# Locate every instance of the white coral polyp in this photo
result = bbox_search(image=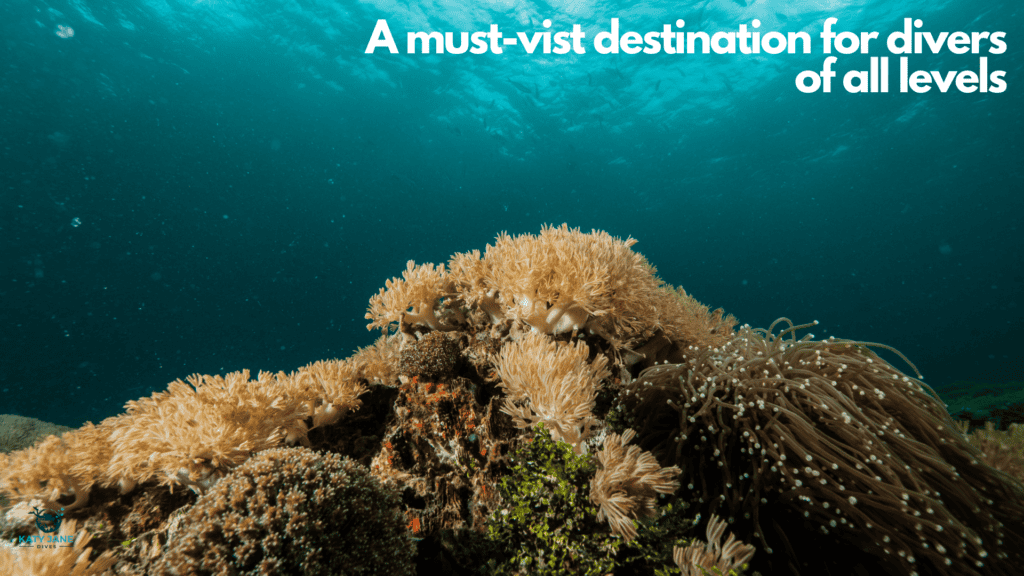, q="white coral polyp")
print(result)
[479,289,504,323]
[313,403,342,428]
[516,296,590,335]
[403,302,447,331]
